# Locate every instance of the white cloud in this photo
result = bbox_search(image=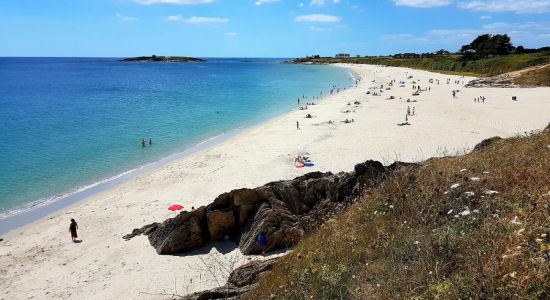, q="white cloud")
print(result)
[380,21,550,49]
[295,14,340,23]
[255,0,281,5]
[480,15,492,19]
[167,14,228,23]
[184,16,228,23]
[309,0,340,6]
[309,24,346,31]
[300,2,305,7]
[482,21,550,31]
[426,28,483,39]
[225,32,238,36]
[394,0,452,8]
[458,0,550,13]
[116,13,138,21]
[132,0,214,4]
[167,15,183,21]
